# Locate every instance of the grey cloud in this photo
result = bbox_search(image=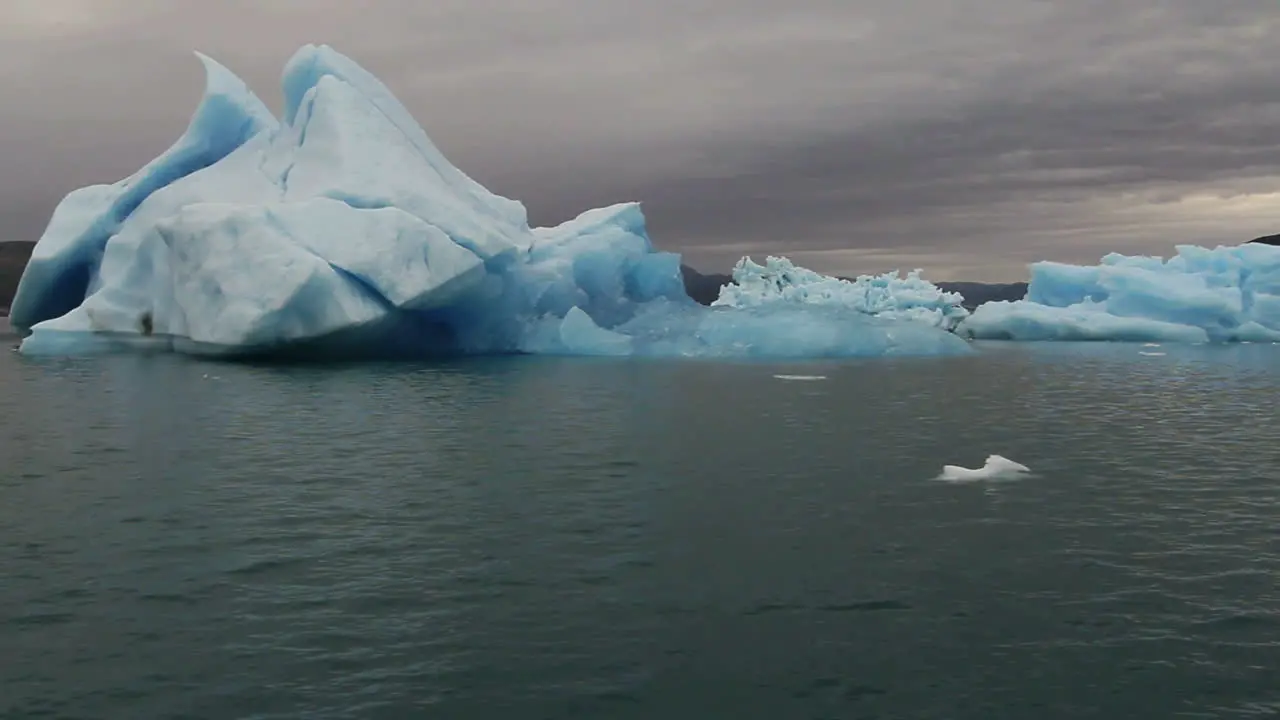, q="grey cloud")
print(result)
[2,0,1280,281]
